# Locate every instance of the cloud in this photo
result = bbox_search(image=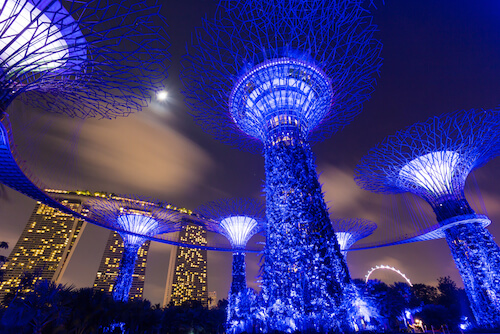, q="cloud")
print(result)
[8,107,215,203]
